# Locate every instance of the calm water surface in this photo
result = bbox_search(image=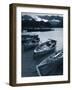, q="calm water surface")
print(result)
[33,28,63,51]
[22,28,63,77]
